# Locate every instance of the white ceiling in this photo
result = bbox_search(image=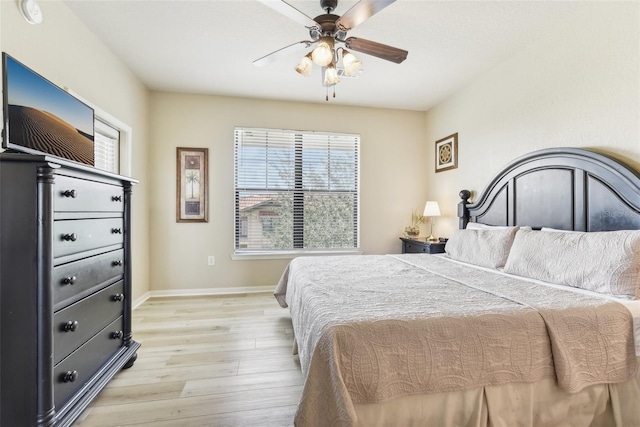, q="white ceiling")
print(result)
[64,0,583,111]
